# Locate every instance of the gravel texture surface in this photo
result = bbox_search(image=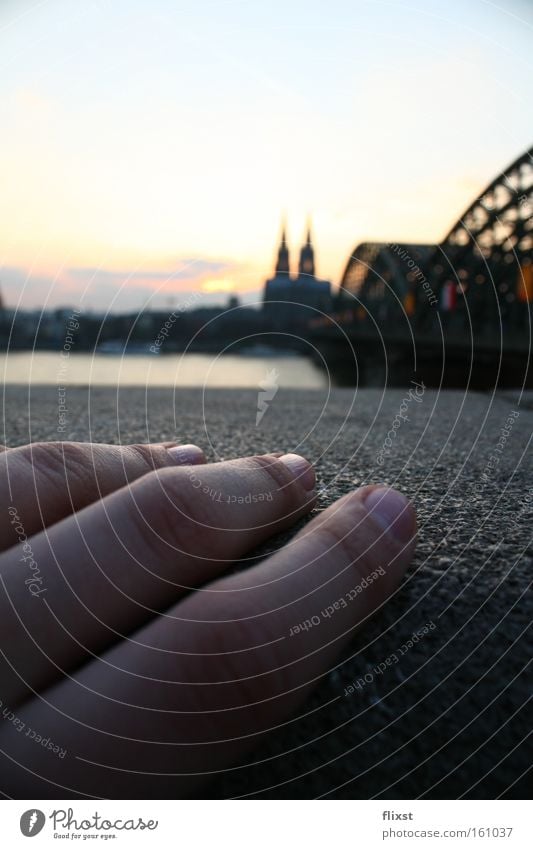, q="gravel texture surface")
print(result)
[2,384,531,799]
